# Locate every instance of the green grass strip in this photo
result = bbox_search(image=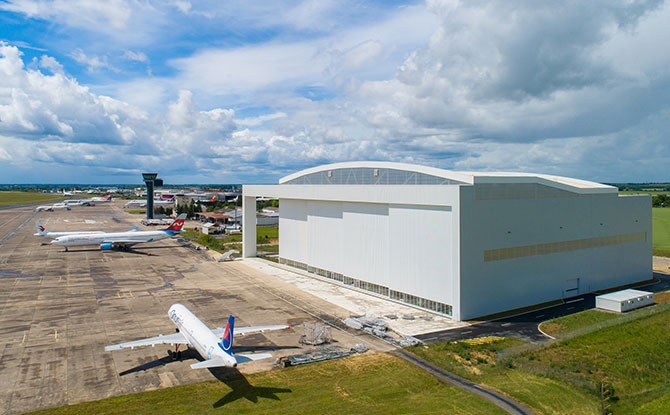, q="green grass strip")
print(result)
[27,354,507,415]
